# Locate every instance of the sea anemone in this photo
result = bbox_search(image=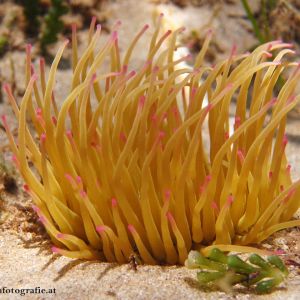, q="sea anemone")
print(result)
[2,16,300,265]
